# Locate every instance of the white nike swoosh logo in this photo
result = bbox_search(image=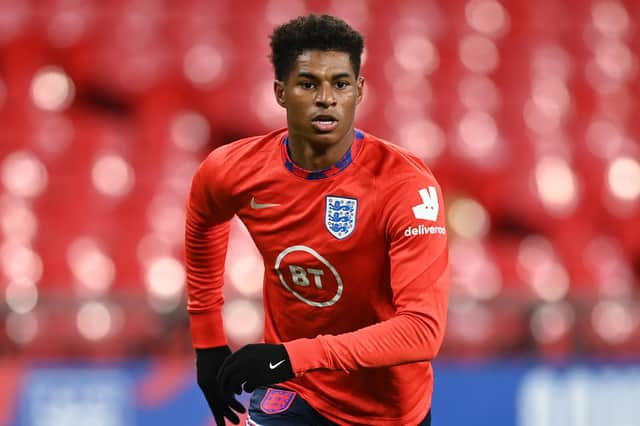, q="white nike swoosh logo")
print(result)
[269,360,286,370]
[250,197,281,209]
